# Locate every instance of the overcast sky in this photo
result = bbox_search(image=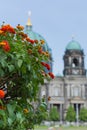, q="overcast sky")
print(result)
[0,0,87,75]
